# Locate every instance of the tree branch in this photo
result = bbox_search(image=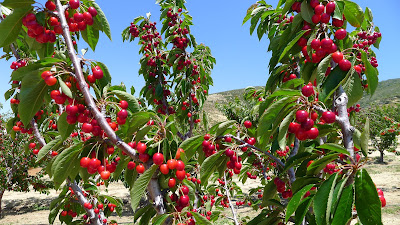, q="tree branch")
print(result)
[287,138,299,184]
[223,172,239,225]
